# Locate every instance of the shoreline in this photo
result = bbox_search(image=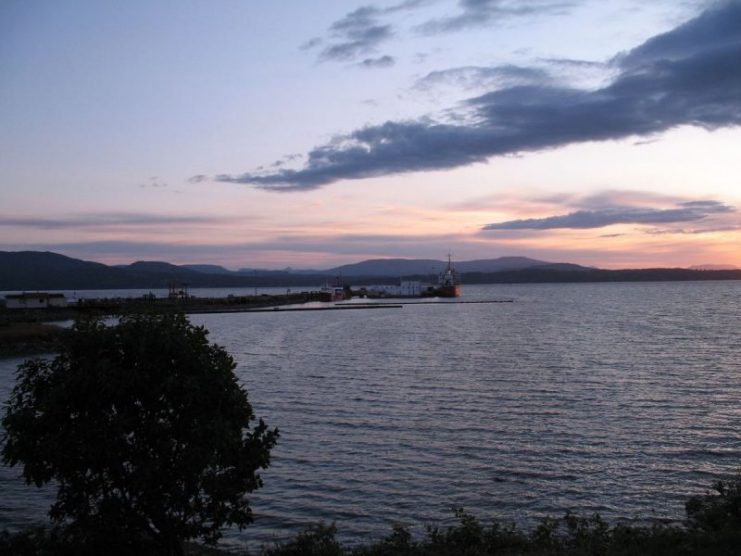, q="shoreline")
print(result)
[0,322,66,357]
